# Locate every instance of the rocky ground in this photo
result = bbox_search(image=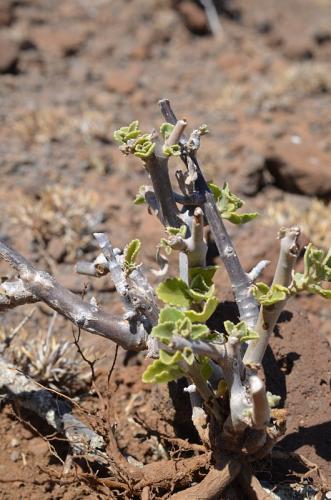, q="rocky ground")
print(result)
[0,0,330,498]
